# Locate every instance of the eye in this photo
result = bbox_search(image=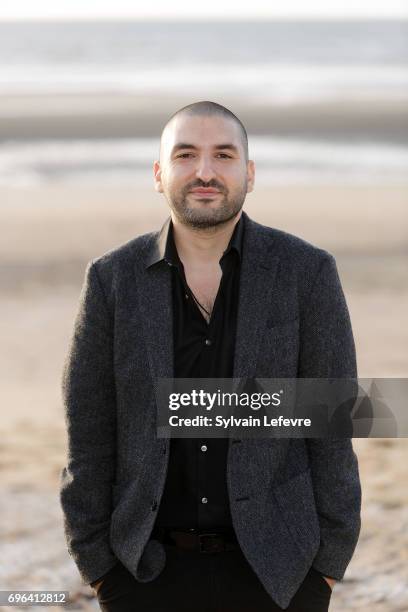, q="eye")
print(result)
[176,153,194,159]
[216,153,232,159]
